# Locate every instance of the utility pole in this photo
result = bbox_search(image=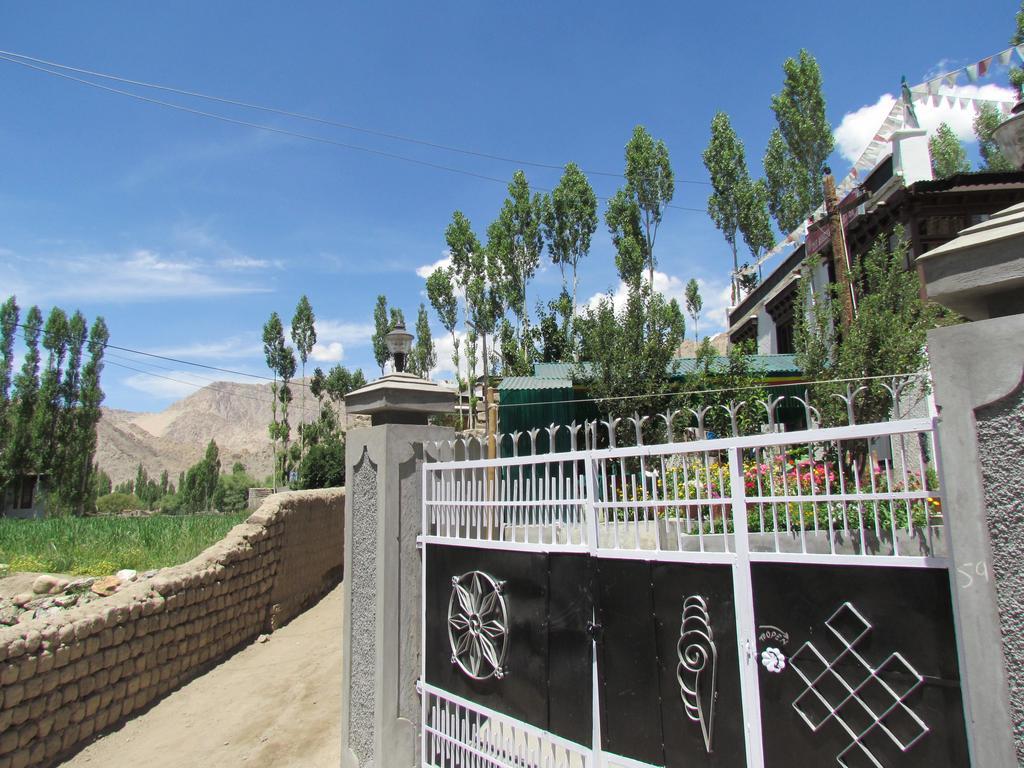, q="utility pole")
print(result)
[823,167,856,330]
